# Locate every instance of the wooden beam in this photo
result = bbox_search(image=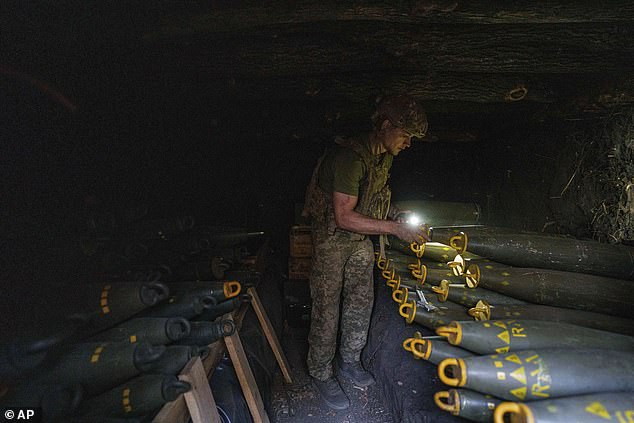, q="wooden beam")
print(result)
[145,1,634,39]
[224,316,271,423]
[147,22,634,75]
[180,357,222,423]
[174,73,555,104]
[154,313,237,423]
[247,287,293,384]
